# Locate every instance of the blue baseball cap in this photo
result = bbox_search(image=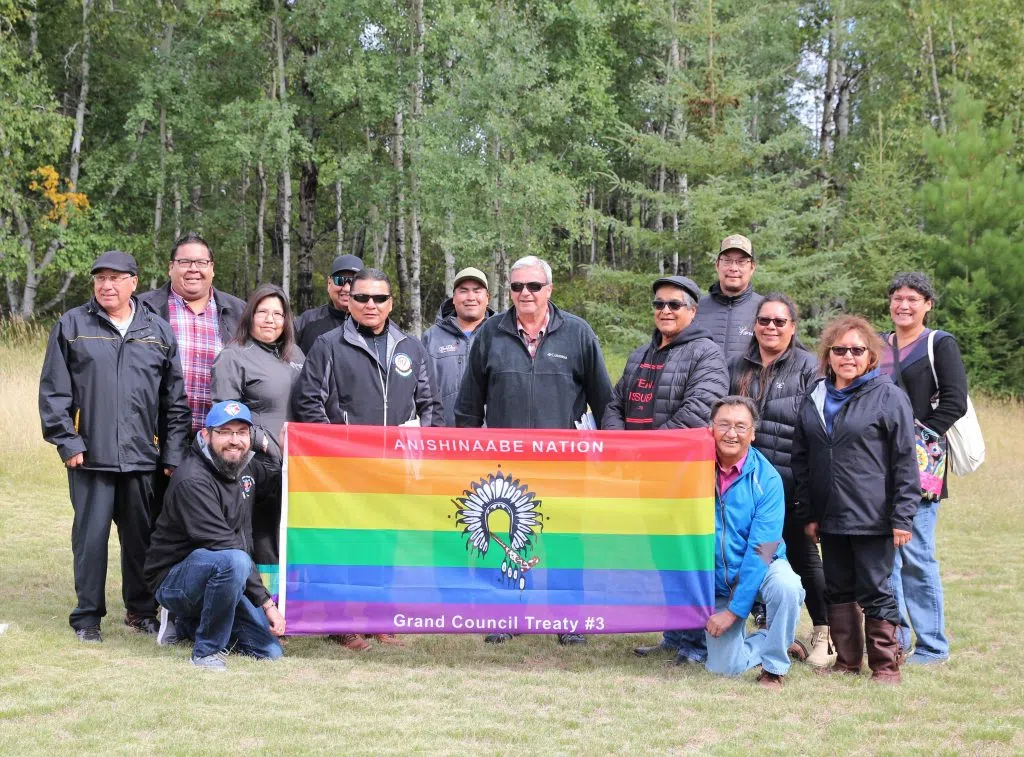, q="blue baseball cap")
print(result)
[205,400,253,429]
